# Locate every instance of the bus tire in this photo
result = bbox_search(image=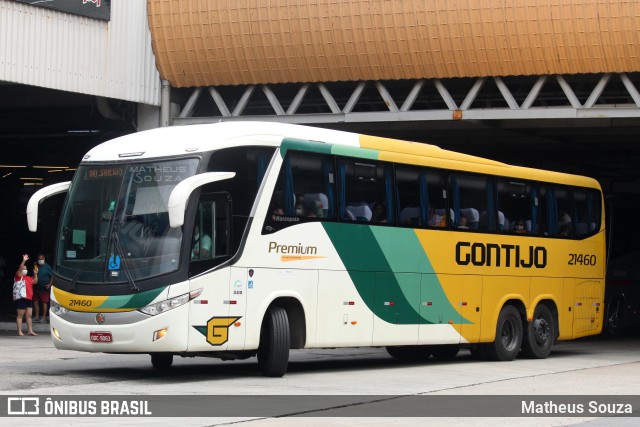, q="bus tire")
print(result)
[521,304,555,359]
[430,344,460,360]
[257,306,290,377]
[150,353,173,370]
[484,305,523,361]
[386,346,431,360]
